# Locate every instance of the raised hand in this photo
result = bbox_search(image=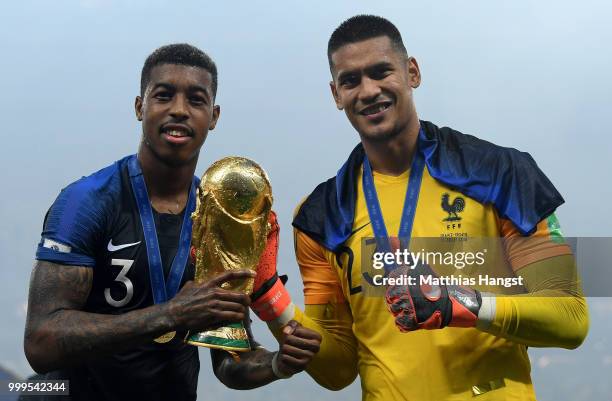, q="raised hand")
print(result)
[168,269,255,333]
[274,320,322,377]
[385,263,481,332]
[251,211,293,322]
